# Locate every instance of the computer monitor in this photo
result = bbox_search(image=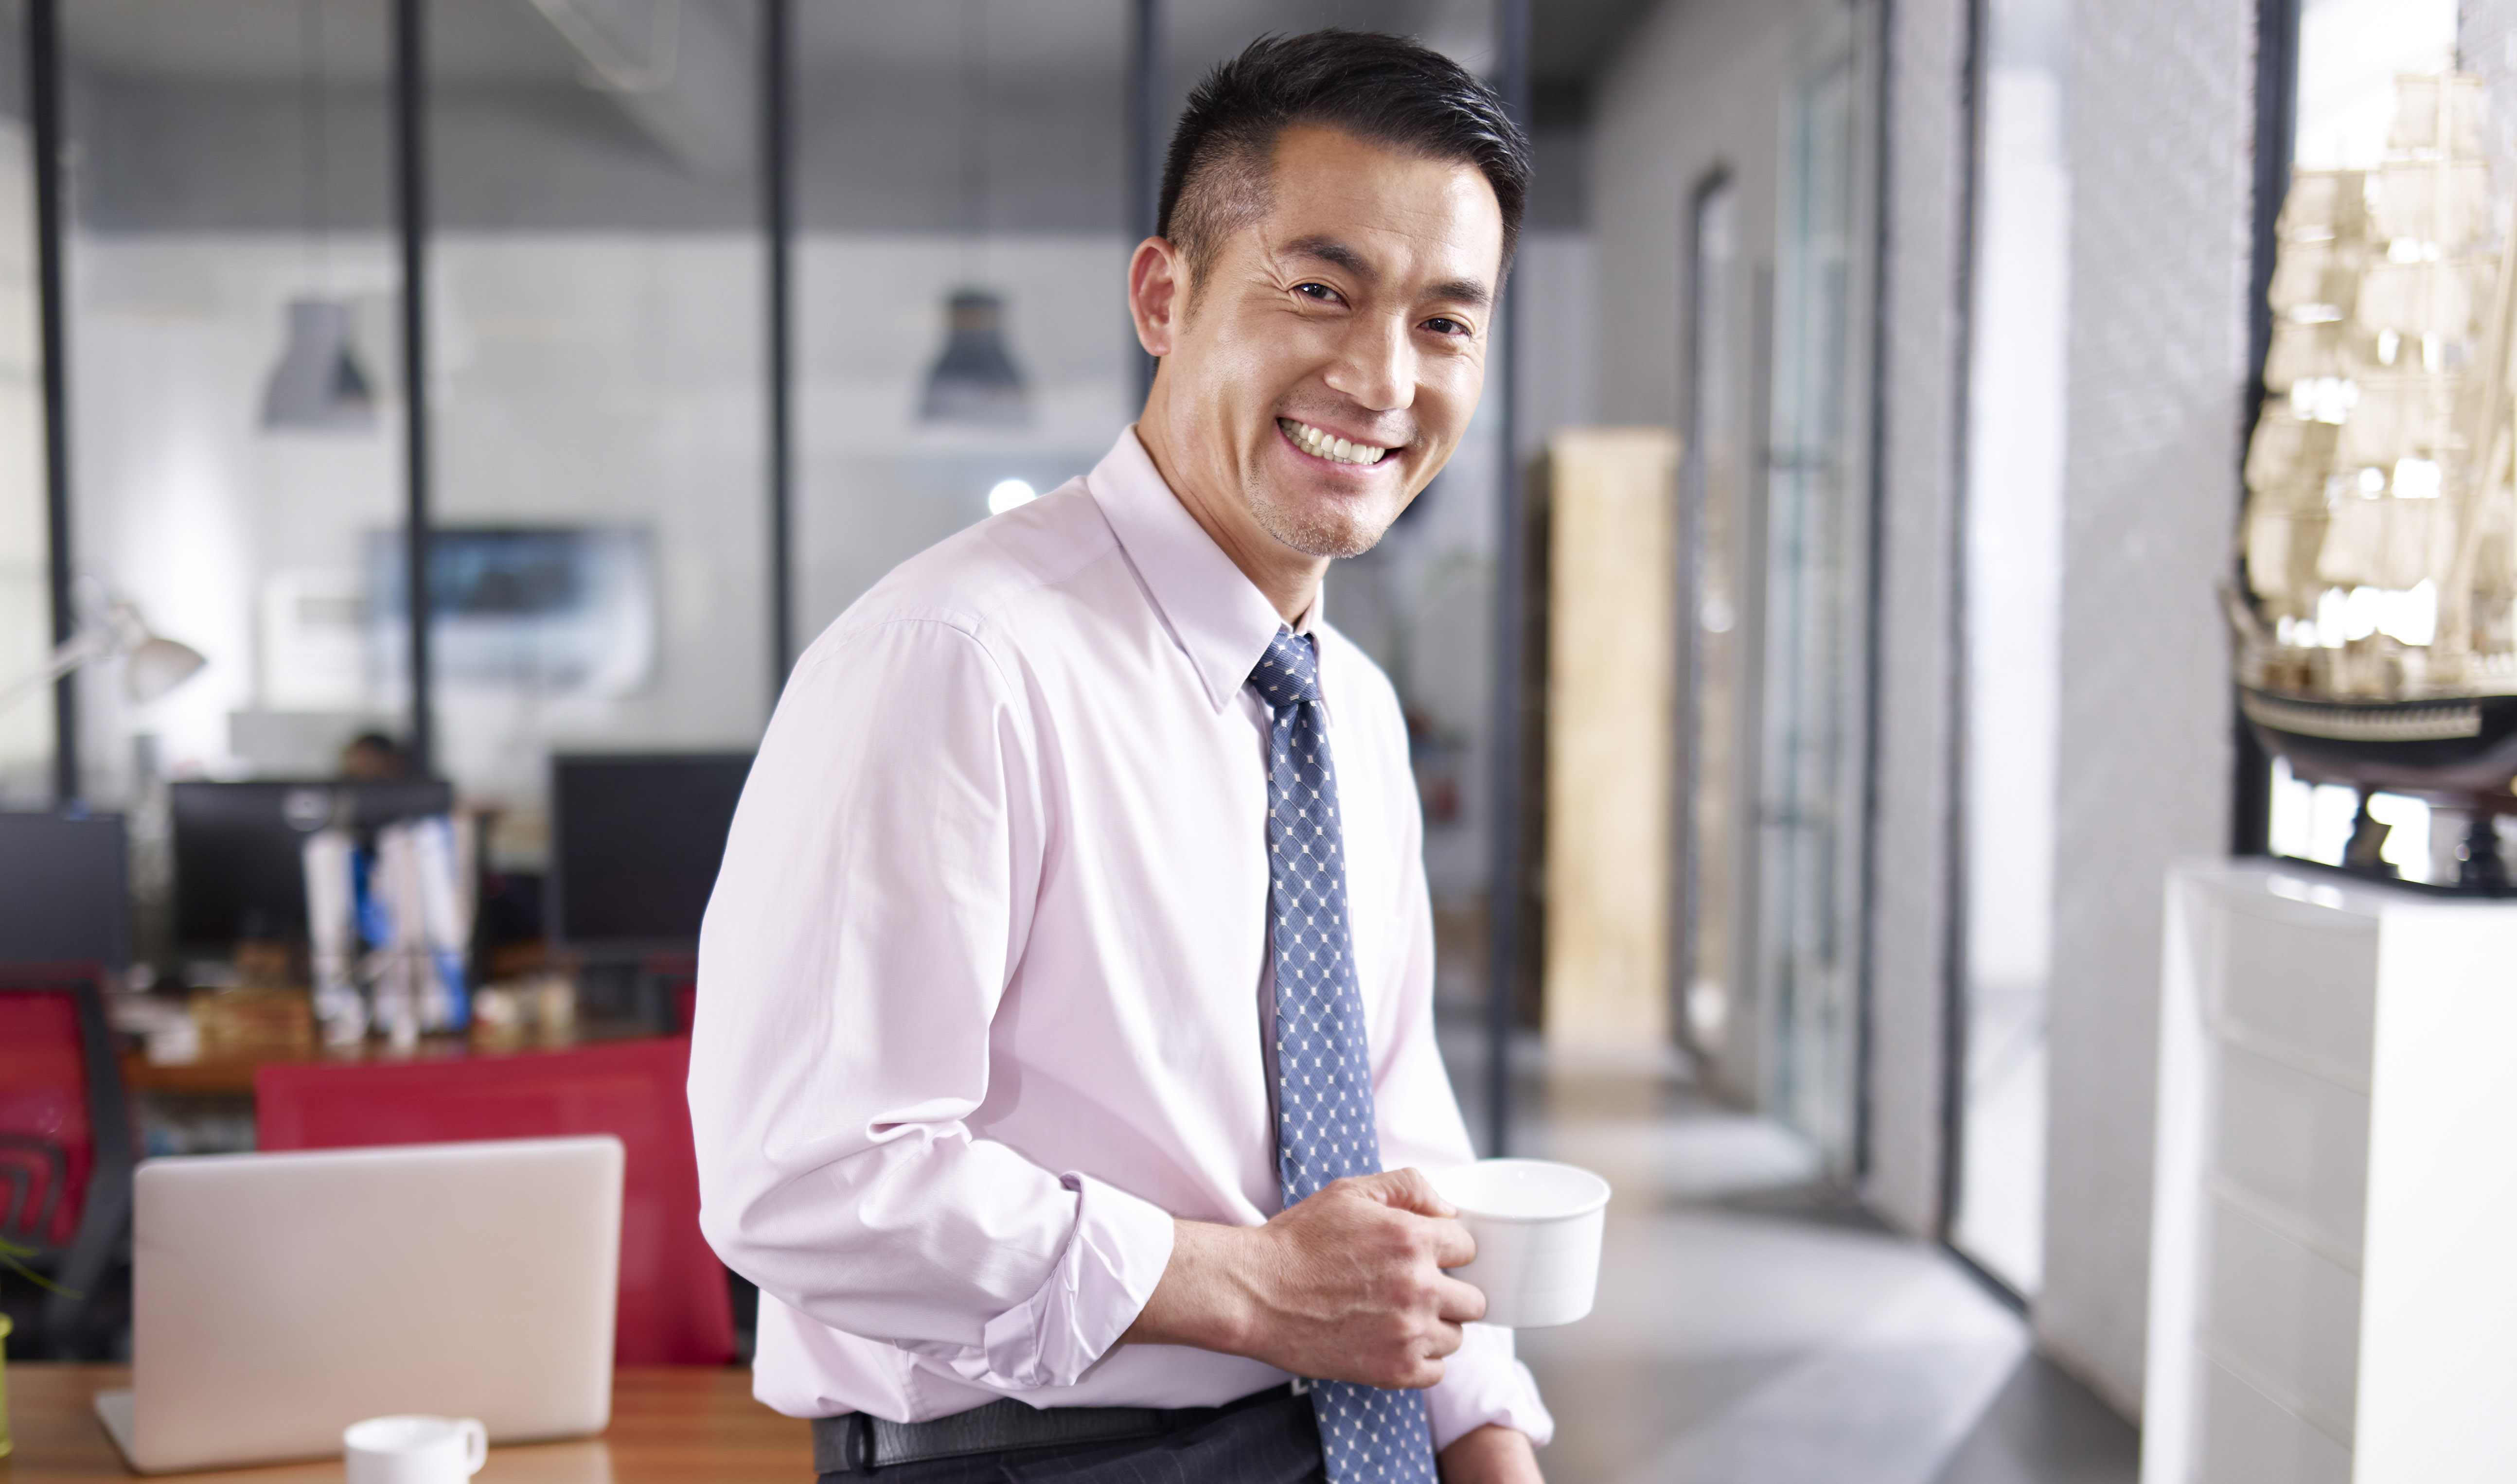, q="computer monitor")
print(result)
[548,753,752,954]
[170,780,454,947]
[0,812,132,974]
